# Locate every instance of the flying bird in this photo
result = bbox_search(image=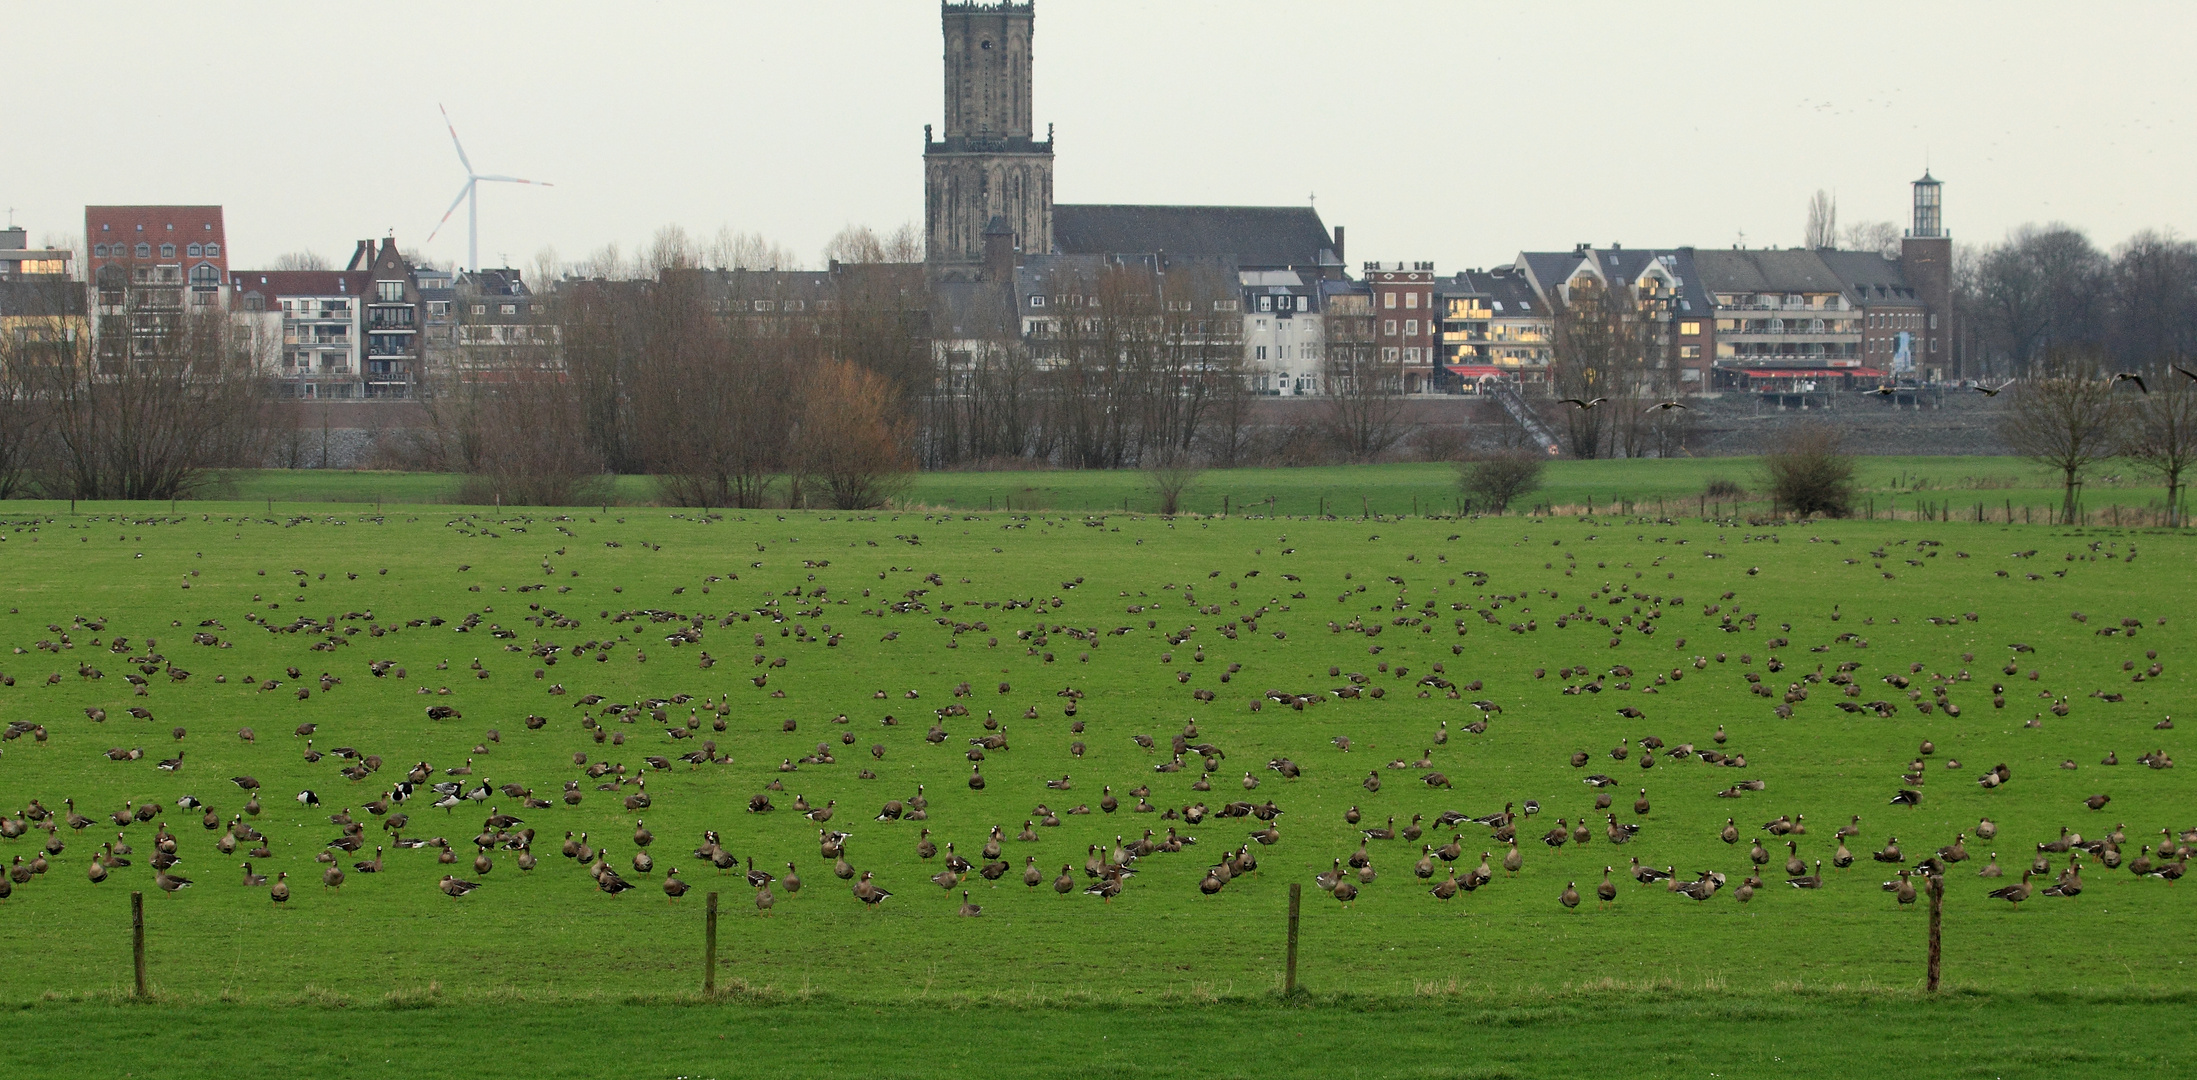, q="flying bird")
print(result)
[1973,380,2015,397]
[2111,372,2148,393]
[1557,397,1607,409]
[1644,401,1689,413]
